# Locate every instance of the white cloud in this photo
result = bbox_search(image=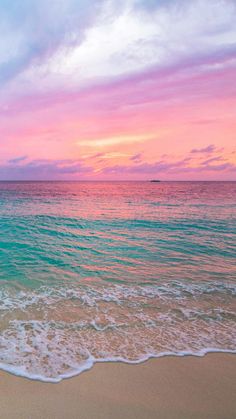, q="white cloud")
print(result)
[2,0,236,97]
